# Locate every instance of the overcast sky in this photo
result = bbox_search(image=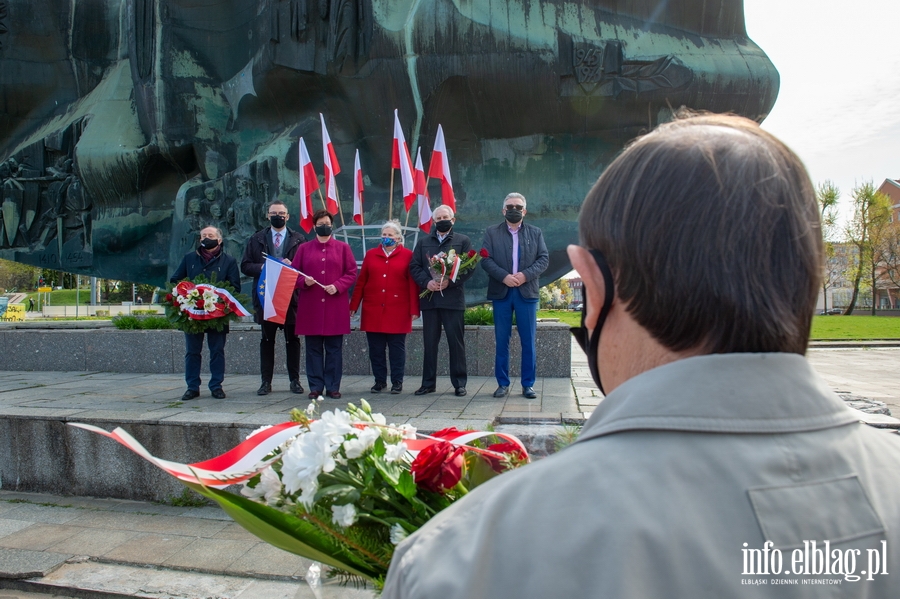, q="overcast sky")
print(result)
[743,0,900,216]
